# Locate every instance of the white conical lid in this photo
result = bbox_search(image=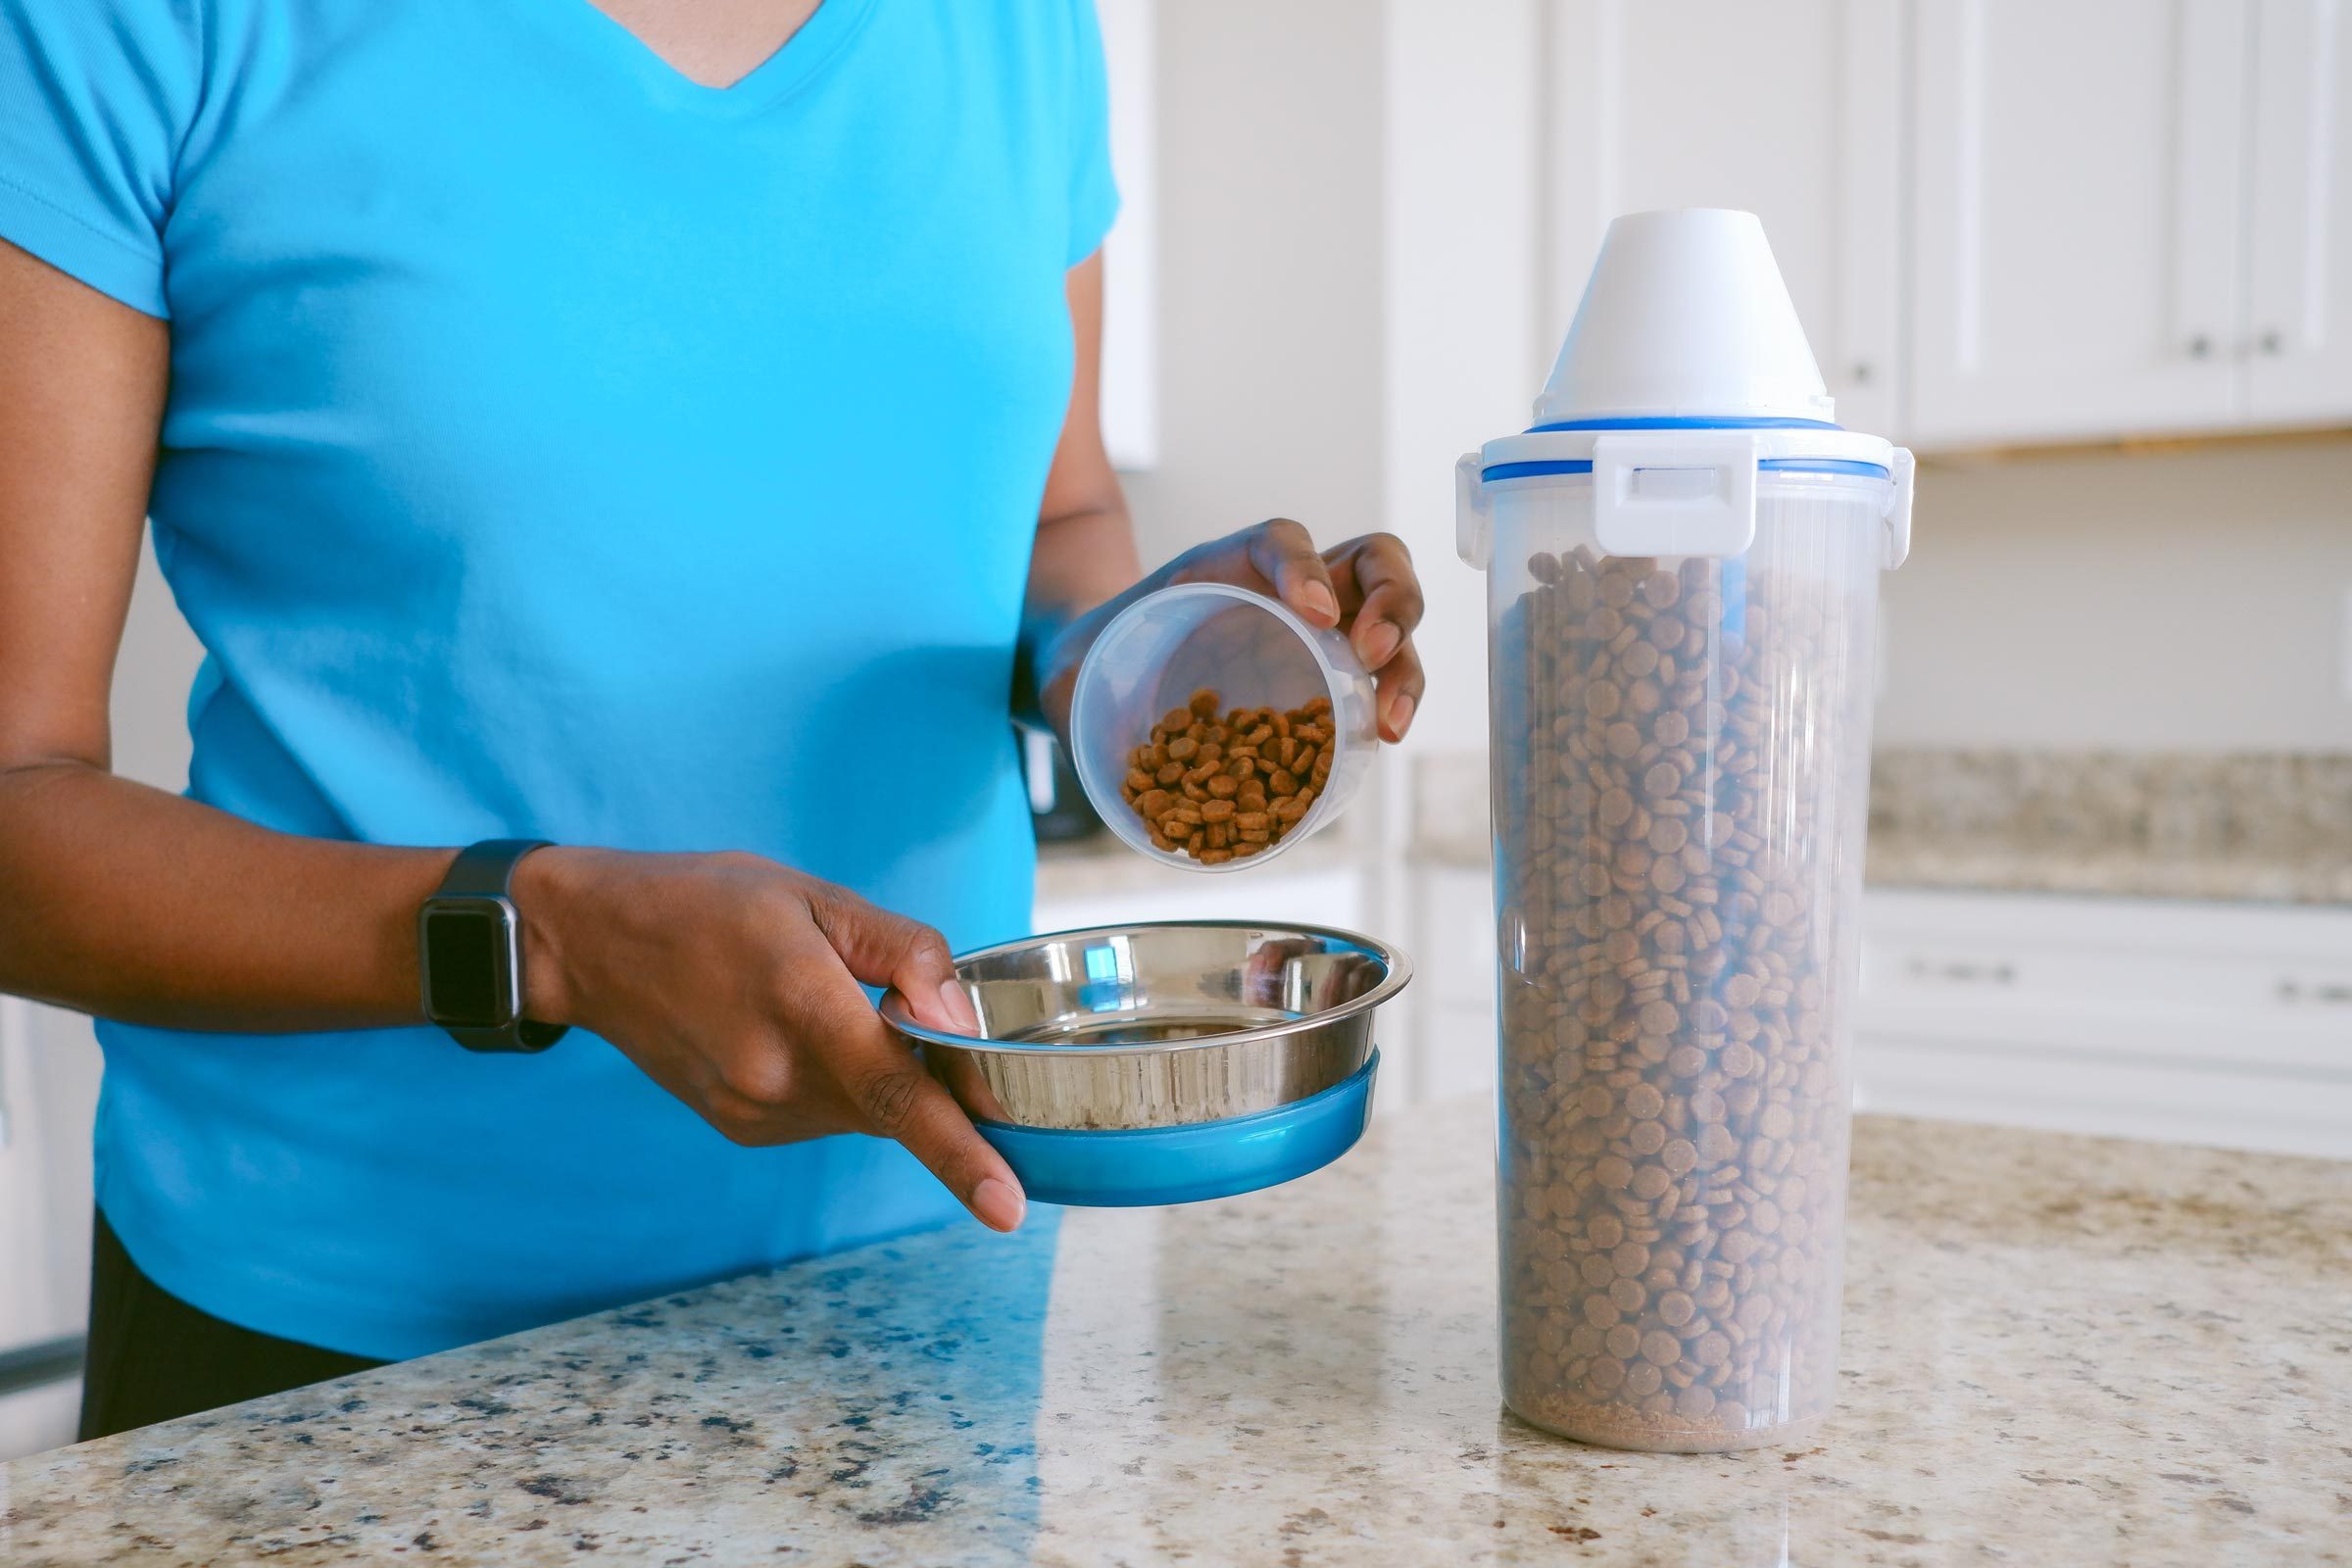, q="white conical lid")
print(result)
[1535,209,1834,426]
